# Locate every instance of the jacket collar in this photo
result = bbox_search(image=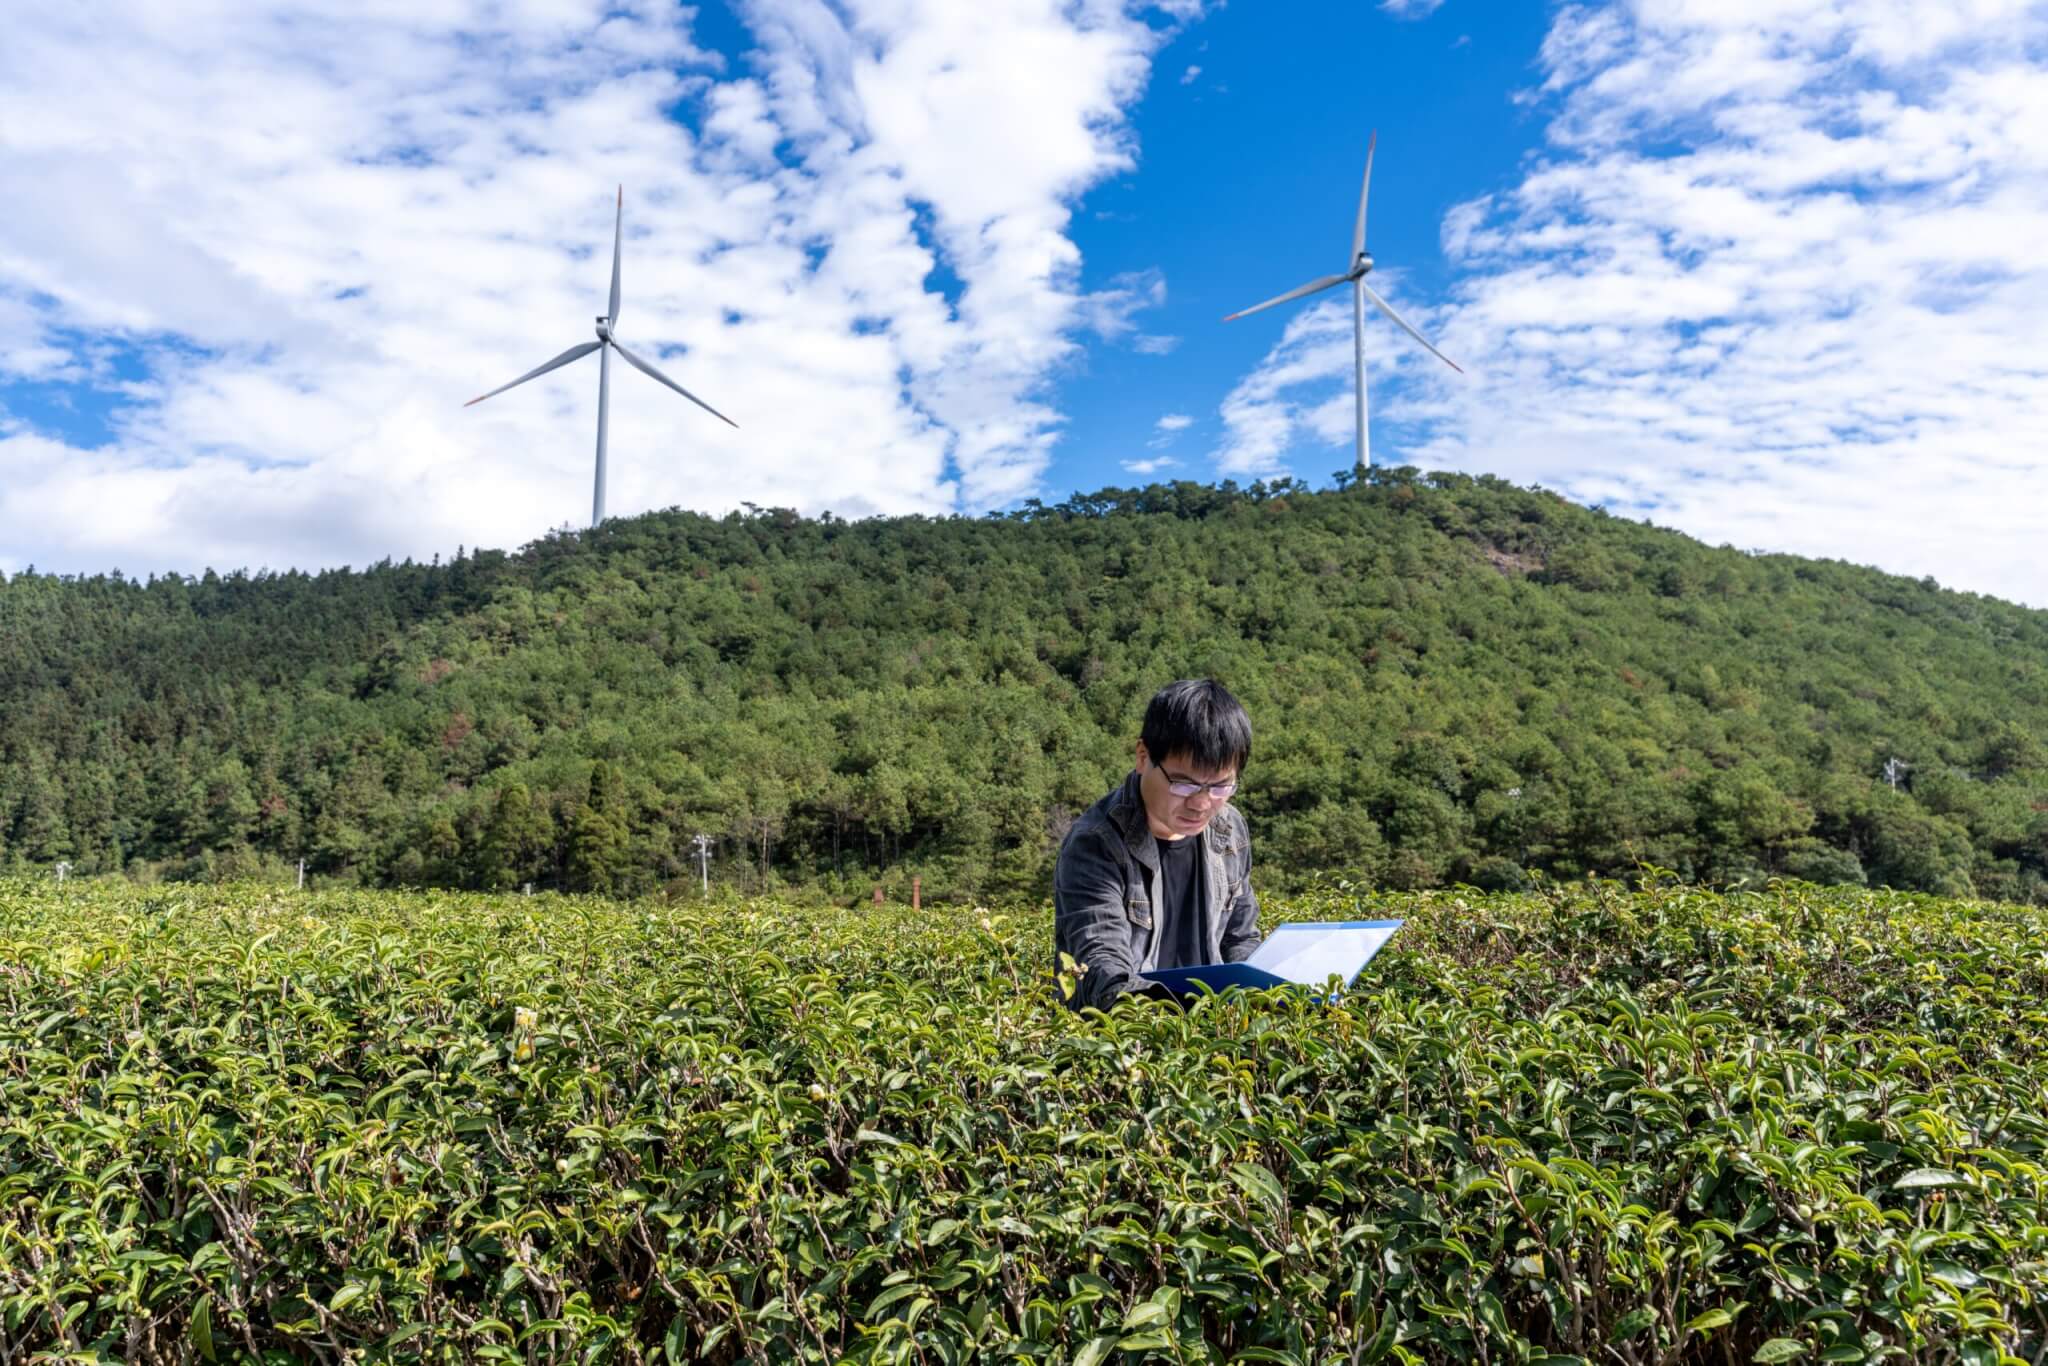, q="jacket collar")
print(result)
[1105,769,1160,871]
